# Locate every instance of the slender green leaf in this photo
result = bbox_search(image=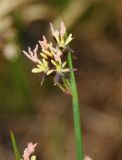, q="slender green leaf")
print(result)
[10,130,21,160]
